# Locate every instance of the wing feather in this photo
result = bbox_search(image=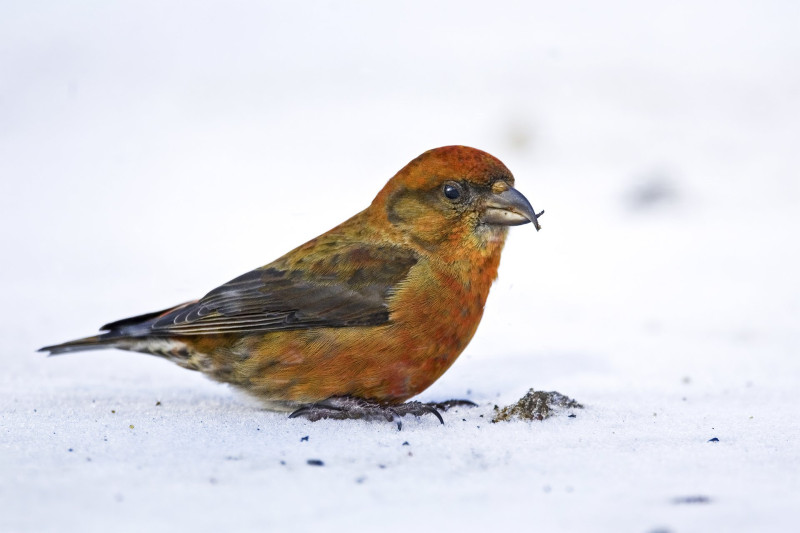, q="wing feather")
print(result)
[129,243,419,336]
